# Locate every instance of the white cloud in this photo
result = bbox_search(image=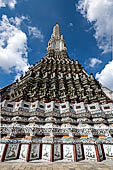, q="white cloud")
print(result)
[96,60,113,91]
[89,58,102,68]
[0,0,17,9]
[77,0,113,54]
[77,0,113,90]
[69,23,73,27]
[0,15,30,75]
[14,73,21,81]
[10,16,29,27]
[28,26,44,42]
